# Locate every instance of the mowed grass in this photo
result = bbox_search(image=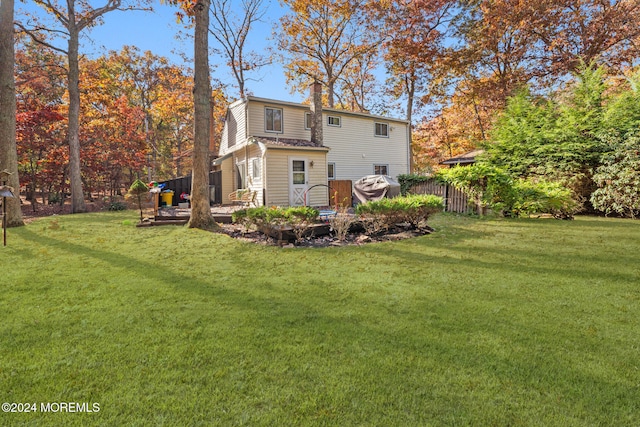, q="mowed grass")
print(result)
[1,212,639,426]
